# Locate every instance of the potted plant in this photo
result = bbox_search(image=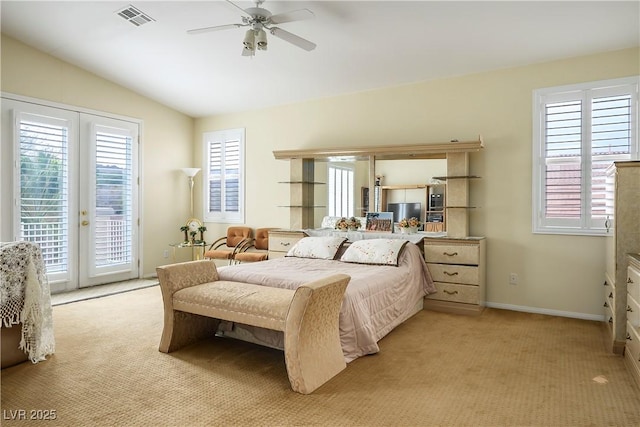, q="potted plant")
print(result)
[335,217,361,231]
[398,217,421,234]
[180,225,189,243]
[197,225,207,244]
[346,217,361,231]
